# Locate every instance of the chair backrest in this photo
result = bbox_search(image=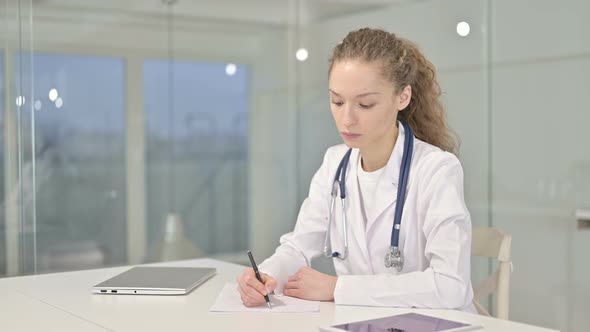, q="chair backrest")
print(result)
[471,225,512,320]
